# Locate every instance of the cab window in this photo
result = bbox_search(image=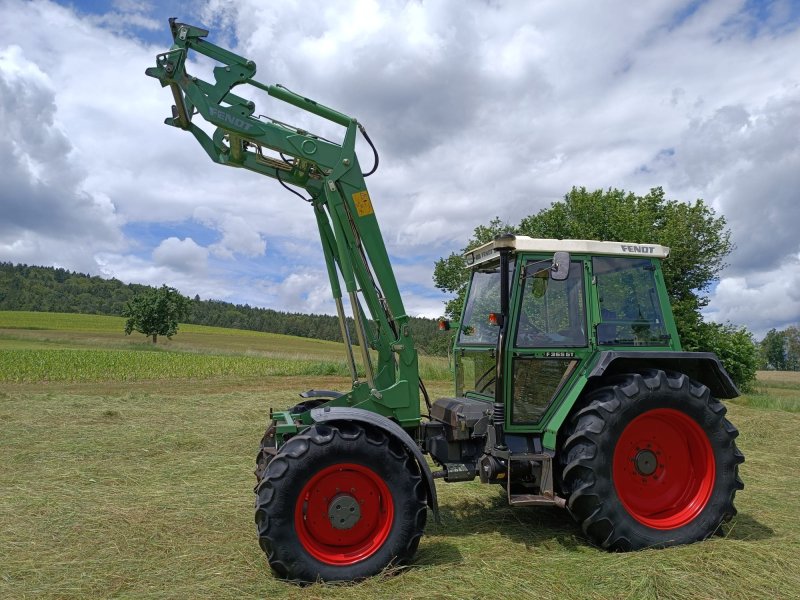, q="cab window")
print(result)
[515,260,586,348]
[593,257,669,345]
[458,261,513,346]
